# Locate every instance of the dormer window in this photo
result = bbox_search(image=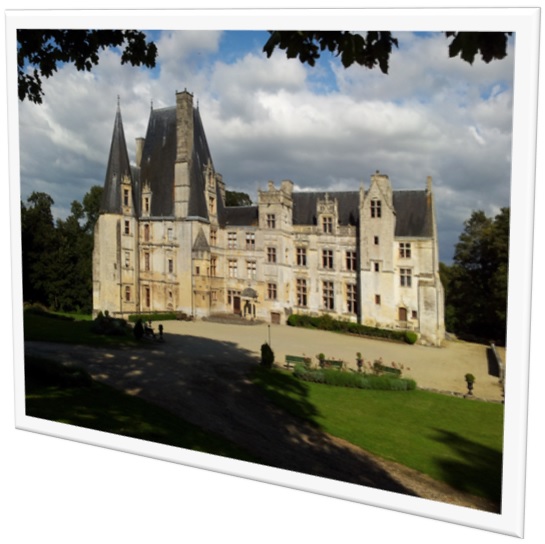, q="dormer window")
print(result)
[371,199,381,218]
[123,189,130,207]
[322,216,333,233]
[144,197,150,213]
